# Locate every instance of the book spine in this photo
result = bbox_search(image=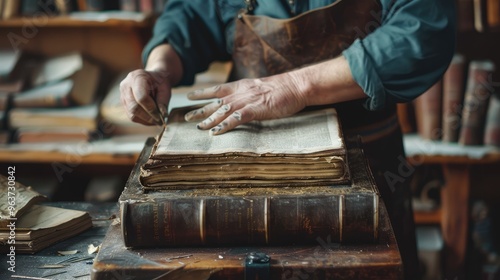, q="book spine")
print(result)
[414,80,443,140]
[121,194,377,247]
[474,0,488,32]
[139,0,153,14]
[484,94,500,146]
[442,54,466,142]
[487,0,500,30]
[459,60,496,145]
[457,0,476,31]
[120,0,138,11]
